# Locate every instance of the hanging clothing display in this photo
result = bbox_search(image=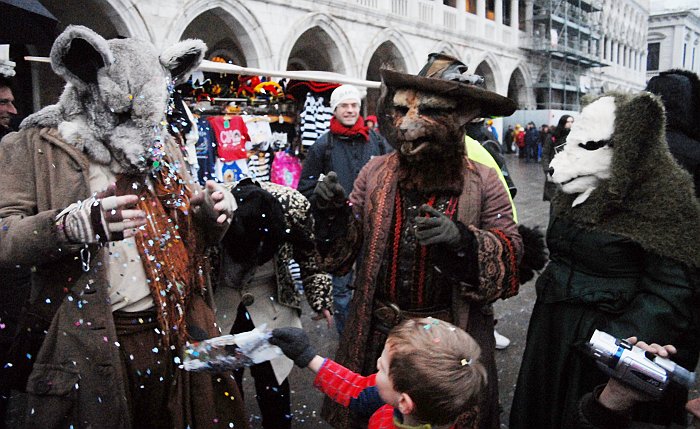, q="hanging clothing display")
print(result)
[195,118,217,183]
[247,150,272,182]
[208,116,249,162]
[270,150,302,189]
